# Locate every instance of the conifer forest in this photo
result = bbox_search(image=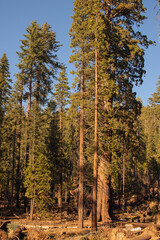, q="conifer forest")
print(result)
[1,0,160,239]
